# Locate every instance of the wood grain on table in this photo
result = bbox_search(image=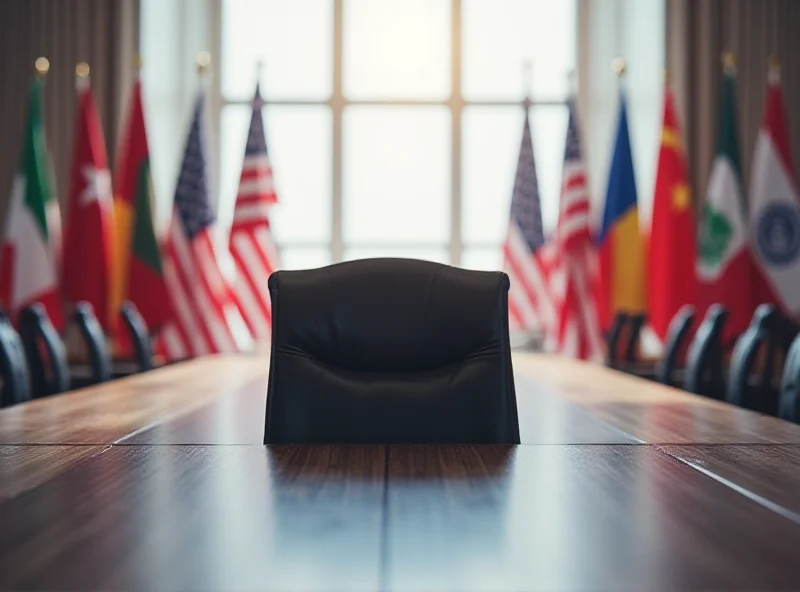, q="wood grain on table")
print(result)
[0,355,267,445]
[514,353,800,443]
[2,444,800,591]
[0,445,385,592]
